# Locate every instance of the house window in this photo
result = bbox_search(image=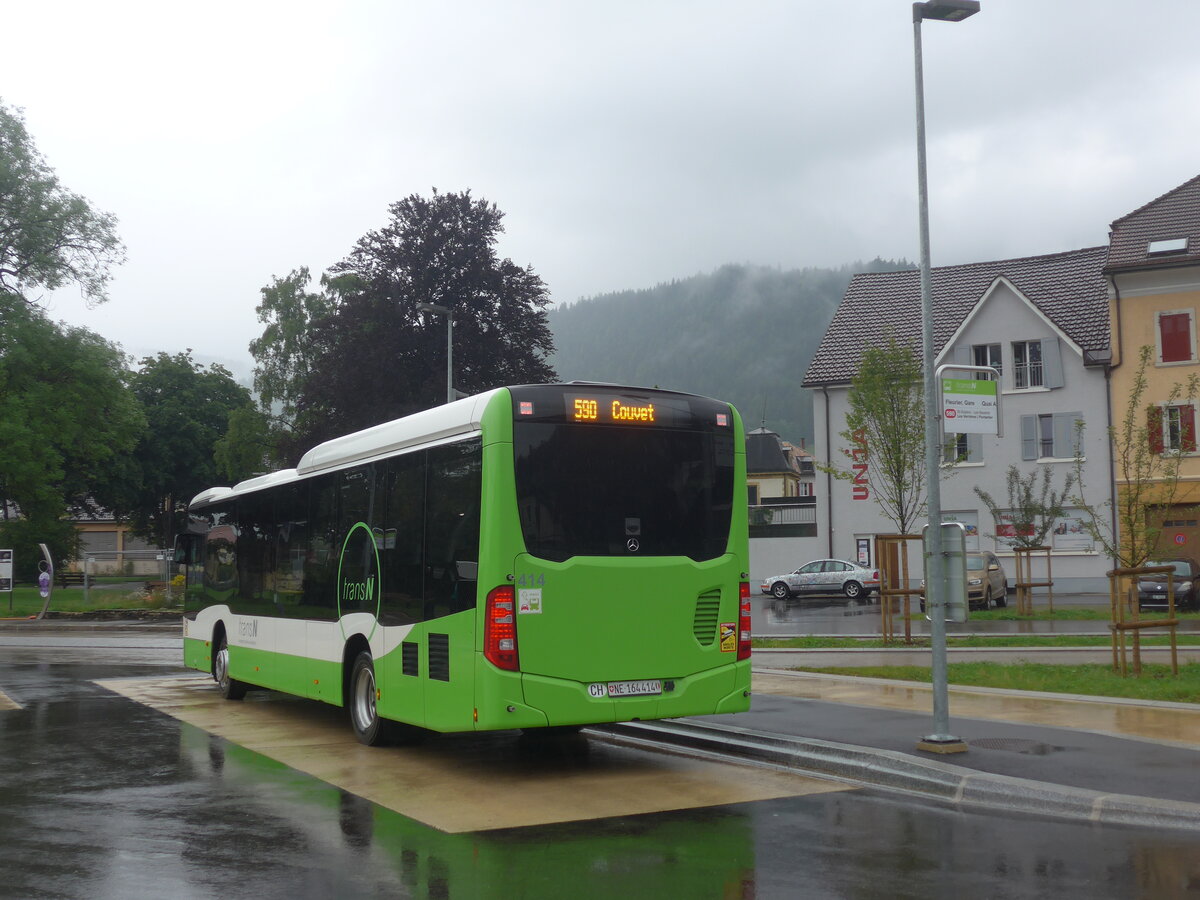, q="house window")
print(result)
[747,484,760,505]
[1038,415,1055,457]
[1149,404,1197,453]
[943,433,982,464]
[972,343,1002,379]
[1012,340,1043,389]
[1156,310,1195,364]
[1021,412,1082,460]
